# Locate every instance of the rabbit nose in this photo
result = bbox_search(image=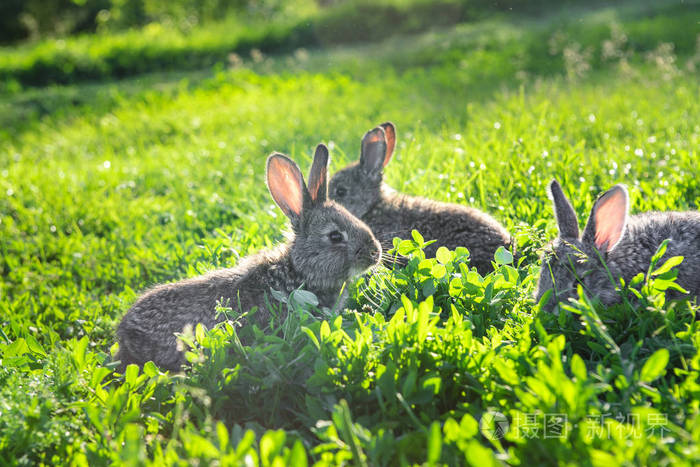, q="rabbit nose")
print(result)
[359,242,380,262]
[370,244,381,261]
[355,244,373,259]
